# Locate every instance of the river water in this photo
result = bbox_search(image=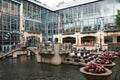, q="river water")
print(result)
[0,55,120,80]
[0,56,86,80]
